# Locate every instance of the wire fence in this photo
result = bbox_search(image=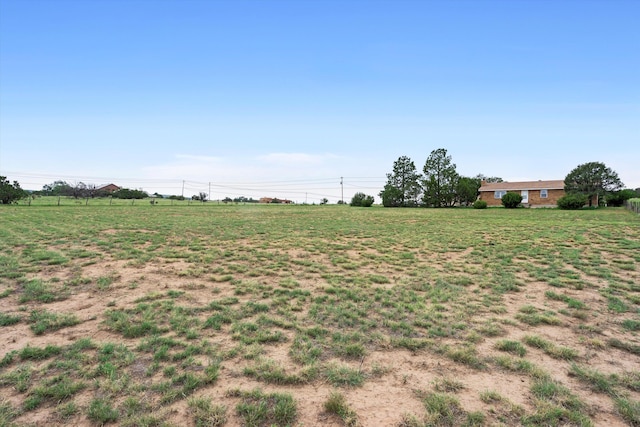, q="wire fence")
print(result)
[13,195,349,207]
[4,171,386,205]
